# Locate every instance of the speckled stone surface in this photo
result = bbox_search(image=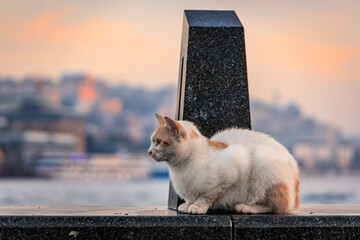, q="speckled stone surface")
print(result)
[0,205,359,239]
[233,204,360,239]
[0,206,231,240]
[185,10,242,27]
[171,10,251,210]
[175,10,251,137]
